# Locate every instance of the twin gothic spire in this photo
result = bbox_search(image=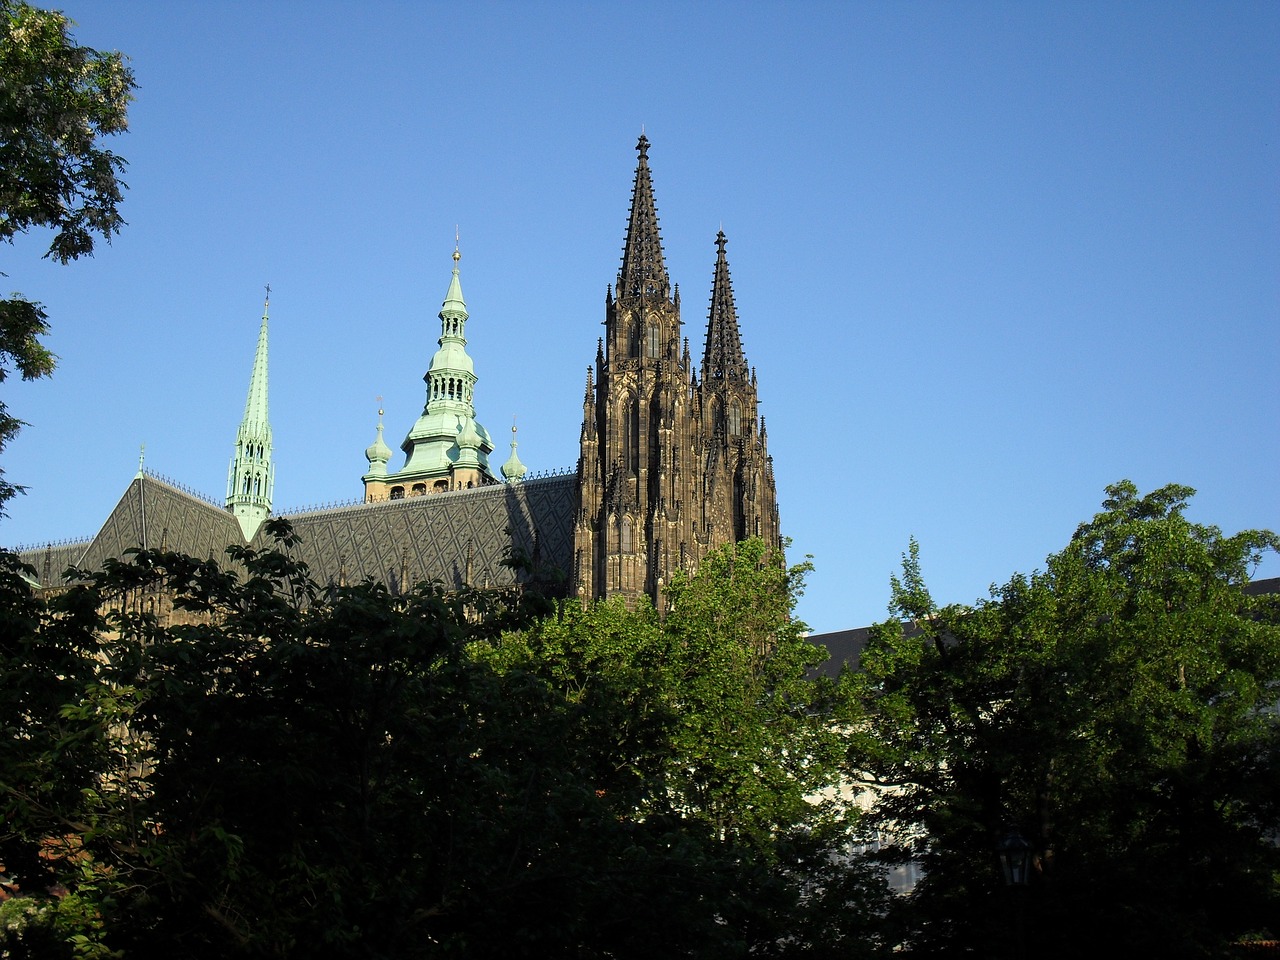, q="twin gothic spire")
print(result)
[703,231,749,384]
[576,135,778,606]
[618,134,671,303]
[617,135,750,381]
